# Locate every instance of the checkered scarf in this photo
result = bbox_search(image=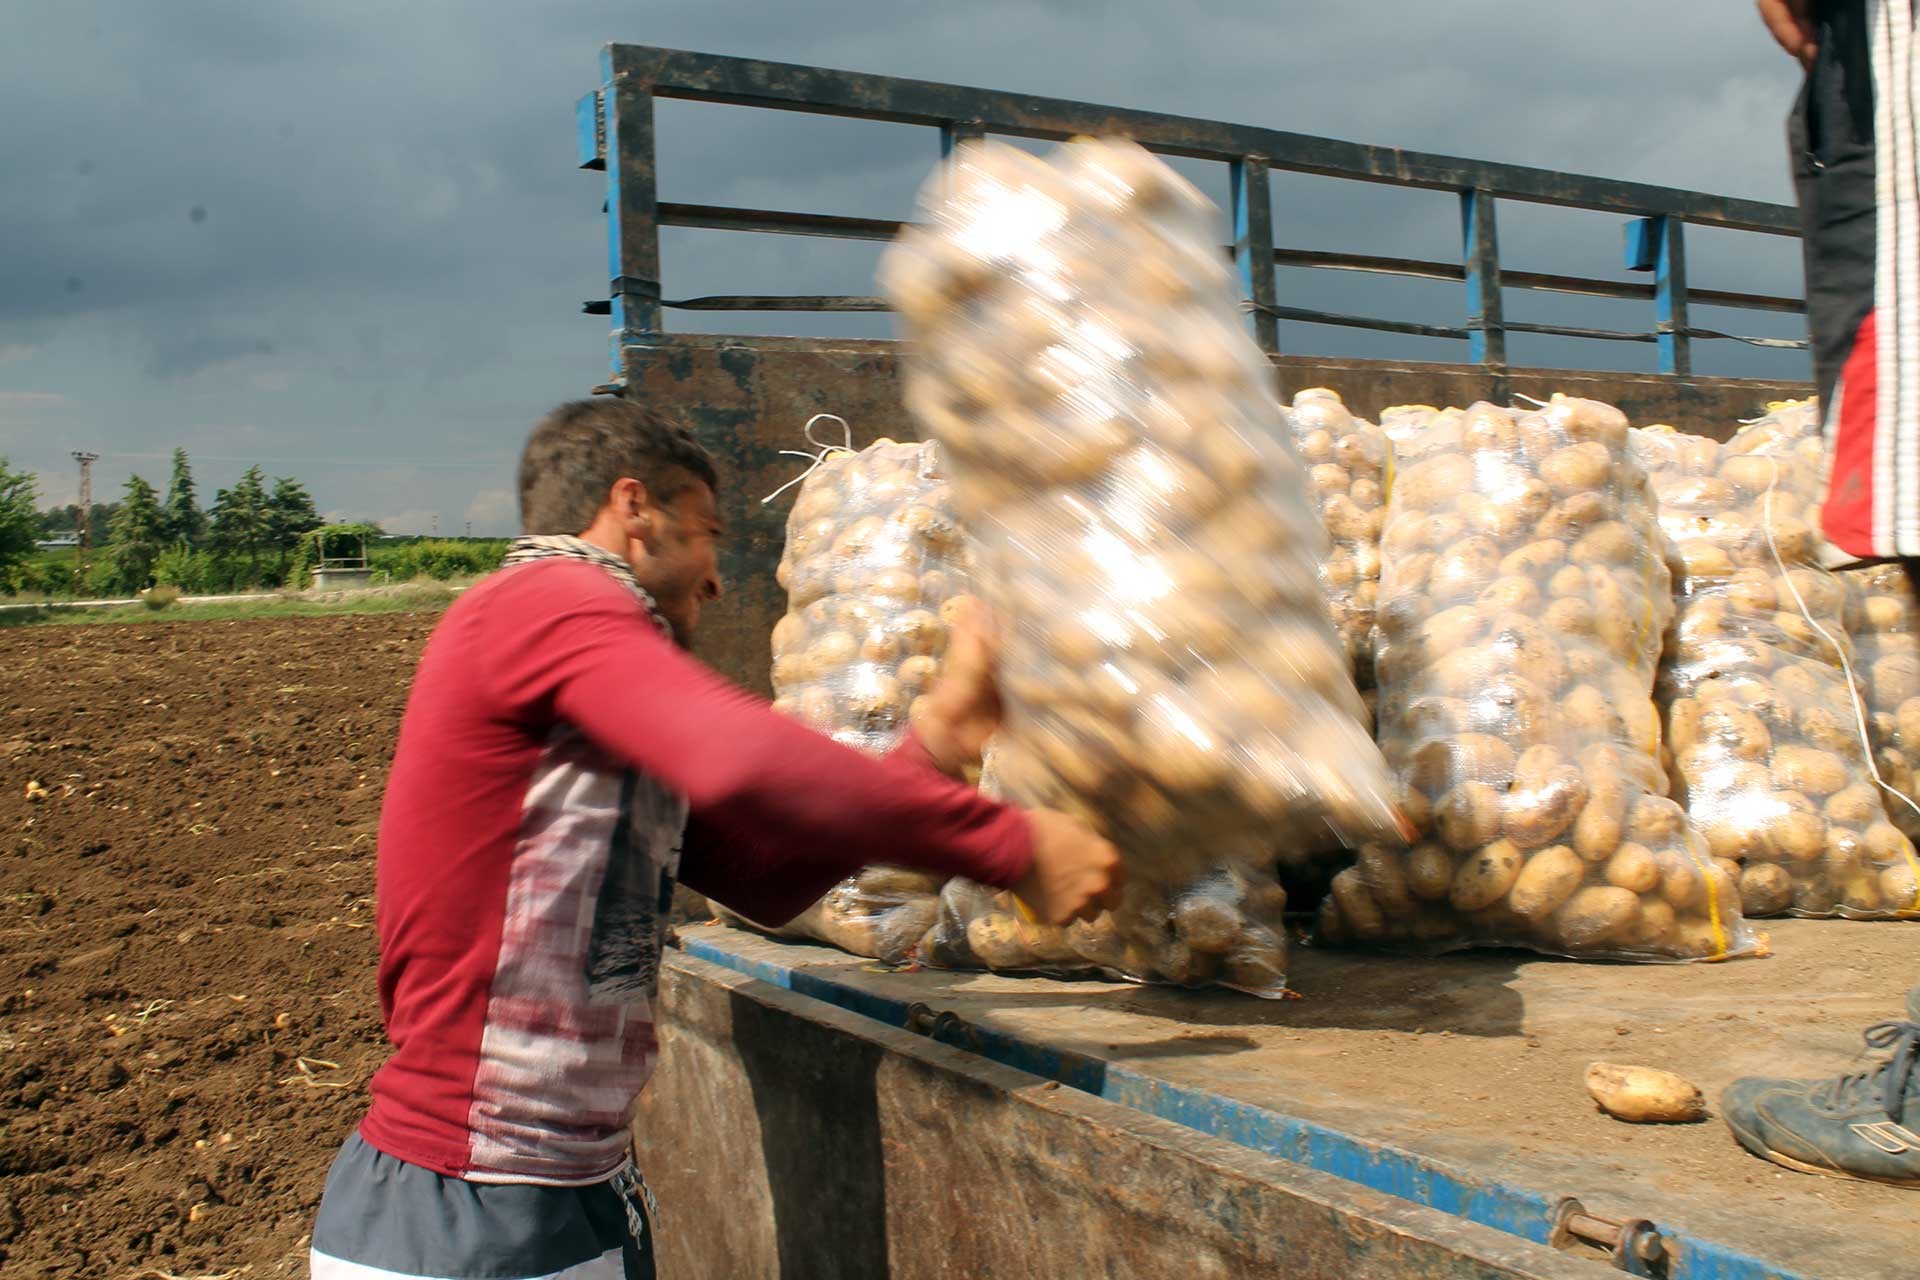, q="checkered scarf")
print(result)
[502,534,671,638]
